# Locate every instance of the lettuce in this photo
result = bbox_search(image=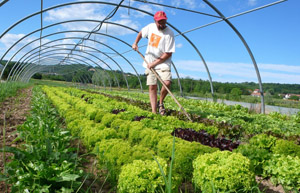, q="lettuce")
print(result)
[193,151,255,193]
